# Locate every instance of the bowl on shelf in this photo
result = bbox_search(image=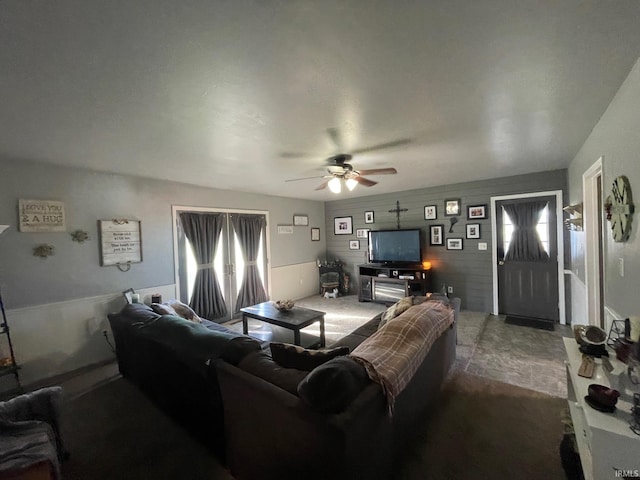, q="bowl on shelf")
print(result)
[273,299,295,311]
[580,326,607,346]
[587,383,620,408]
